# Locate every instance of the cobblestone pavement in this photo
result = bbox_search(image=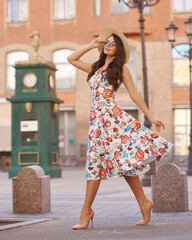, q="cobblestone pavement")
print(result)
[0,167,191,240]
